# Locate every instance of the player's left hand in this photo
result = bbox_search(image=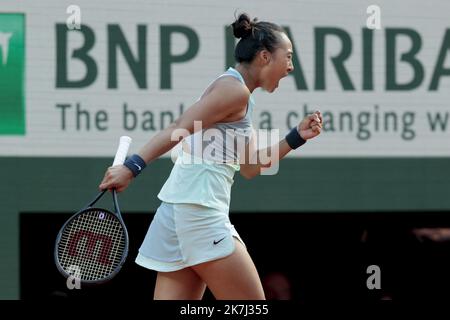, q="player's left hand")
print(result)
[298,110,323,140]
